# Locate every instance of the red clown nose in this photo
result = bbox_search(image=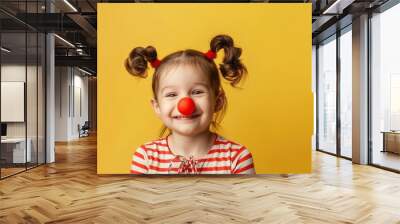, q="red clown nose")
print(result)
[177,97,195,116]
